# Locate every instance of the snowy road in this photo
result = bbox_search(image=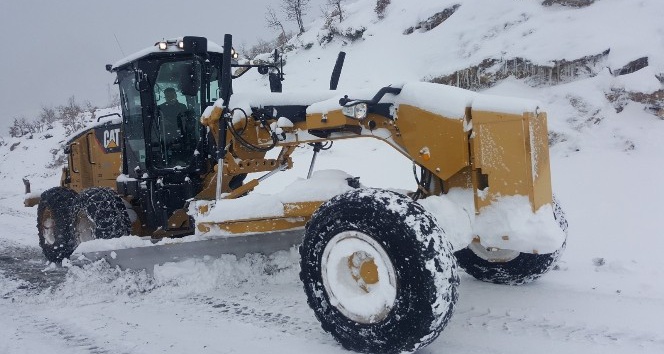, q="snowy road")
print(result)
[3,0,664,351]
[2,134,664,354]
[2,241,663,354]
